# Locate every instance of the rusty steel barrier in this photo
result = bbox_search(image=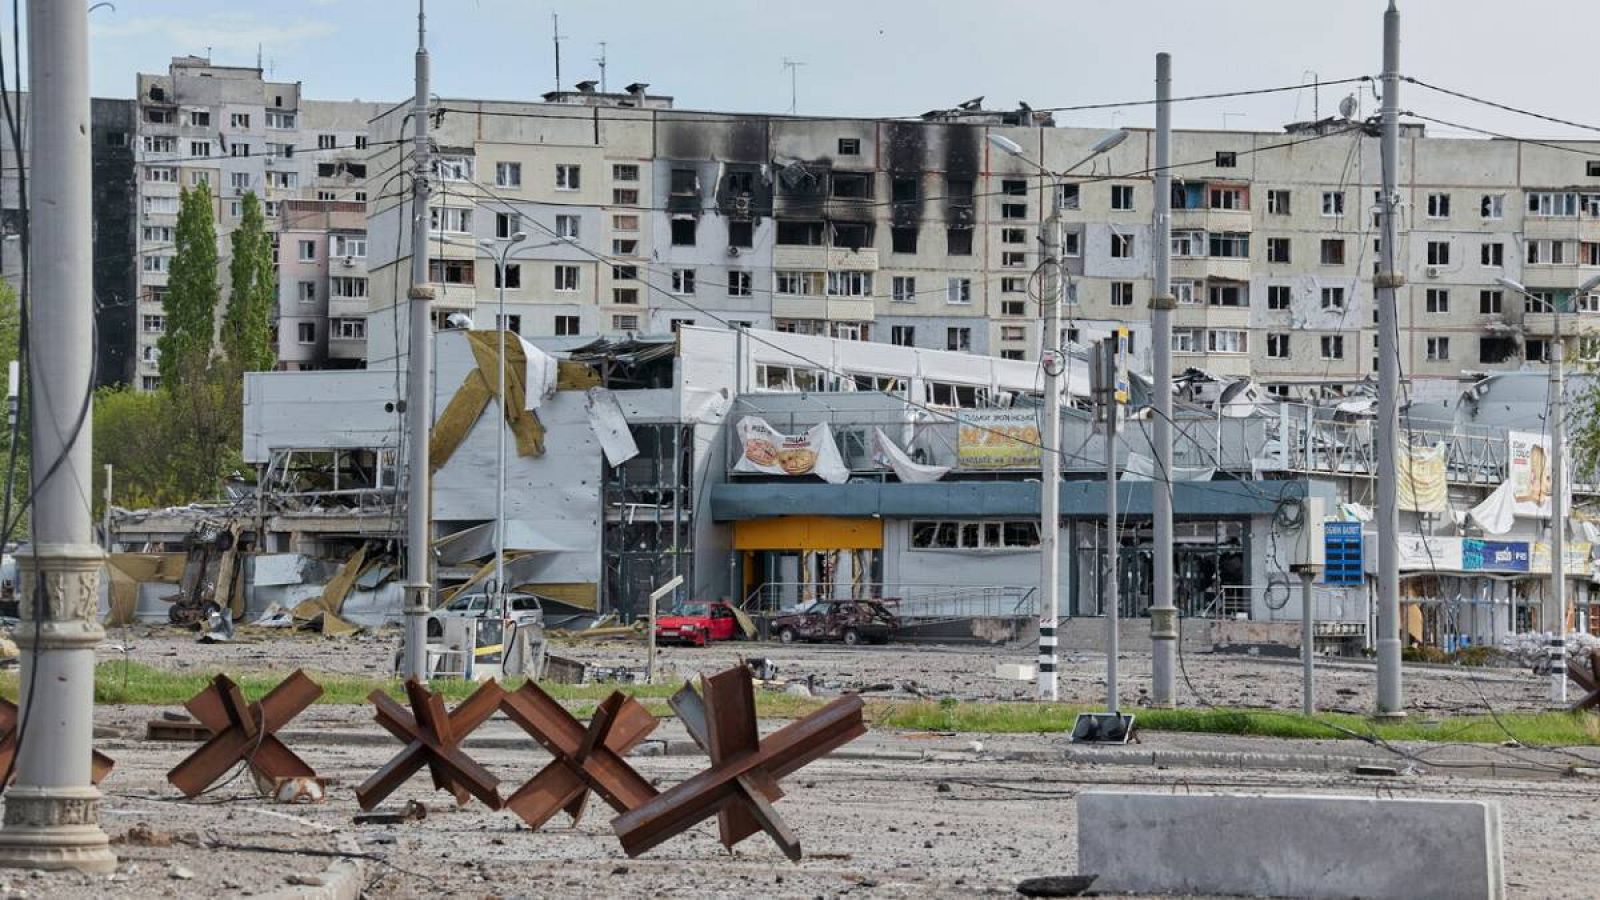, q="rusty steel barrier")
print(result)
[499,683,659,830]
[356,679,505,811]
[0,696,114,786]
[166,671,321,797]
